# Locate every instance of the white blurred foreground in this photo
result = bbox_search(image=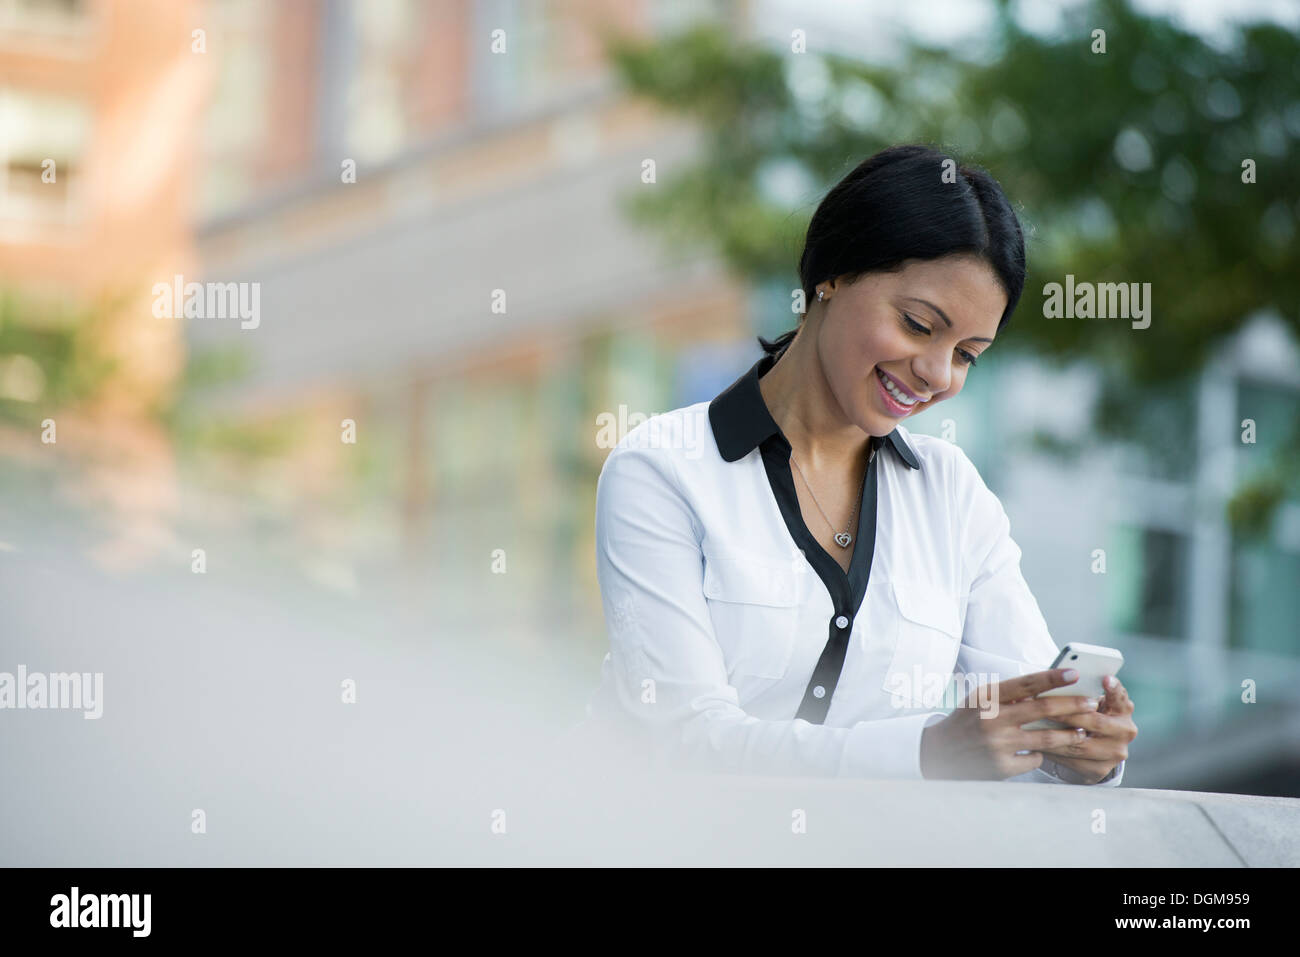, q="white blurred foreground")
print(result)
[2,546,1296,867]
